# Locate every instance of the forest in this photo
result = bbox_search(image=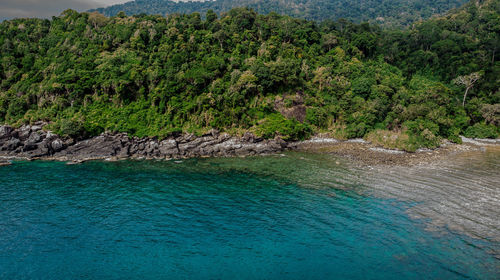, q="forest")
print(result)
[0,0,499,151]
[92,0,469,28]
